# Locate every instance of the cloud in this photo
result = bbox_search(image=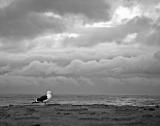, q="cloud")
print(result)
[1,52,160,94]
[1,50,158,80]
[13,0,110,20]
[0,0,160,94]
[154,51,160,60]
[0,0,112,52]
[62,16,152,47]
[0,0,14,9]
[139,25,160,46]
[0,49,160,95]
[0,0,110,40]
[0,0,159,52]
[0,65,10,75]
[0,12,64,40]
